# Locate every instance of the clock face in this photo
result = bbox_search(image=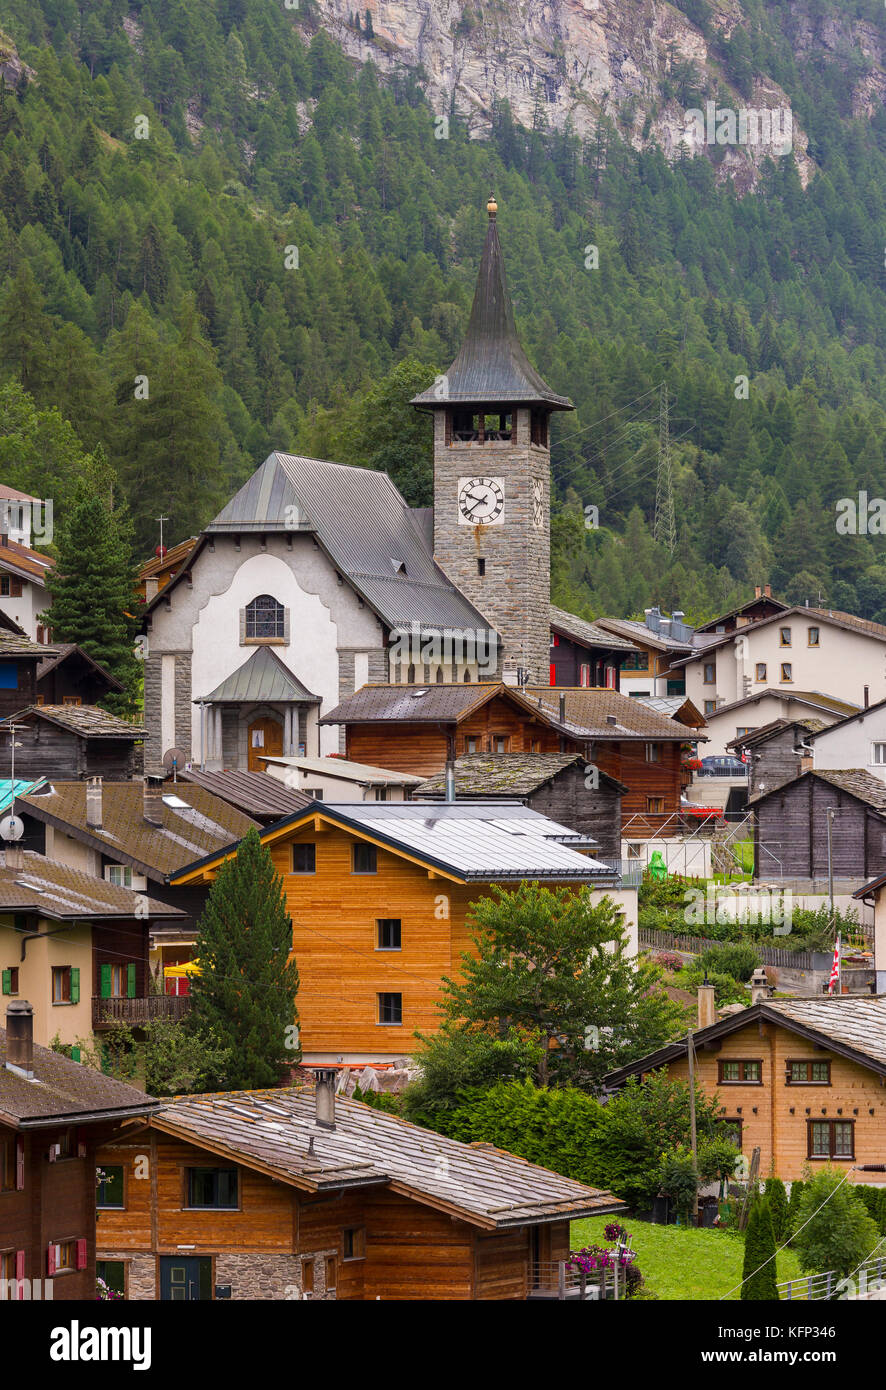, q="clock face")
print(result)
[457,477,505,526]
[532,477,545,529]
